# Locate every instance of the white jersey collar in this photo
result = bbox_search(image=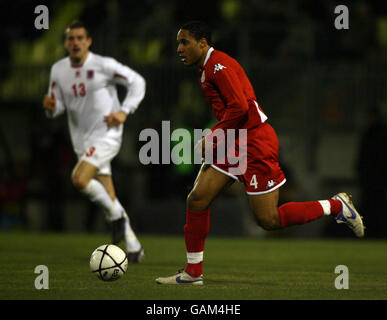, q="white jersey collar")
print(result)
[85,51,93,64]
[203,47,214,67]
[70,51,93,68]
